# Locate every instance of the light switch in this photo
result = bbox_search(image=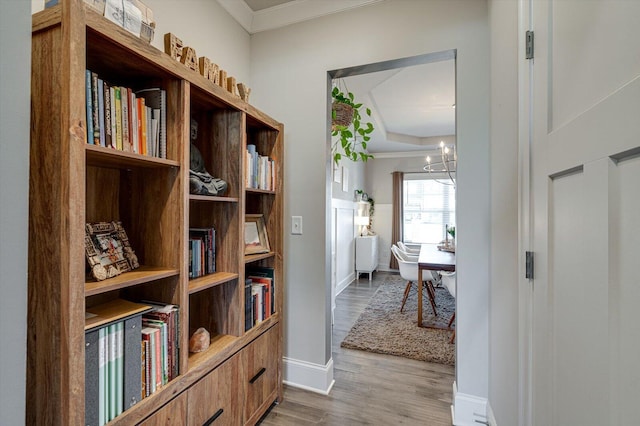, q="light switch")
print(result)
[291,216,303,235]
